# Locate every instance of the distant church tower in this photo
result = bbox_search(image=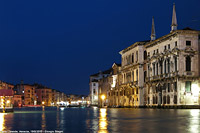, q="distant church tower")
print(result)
[151,17,156,41]
[171,3,177,32]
